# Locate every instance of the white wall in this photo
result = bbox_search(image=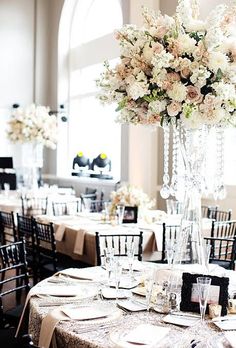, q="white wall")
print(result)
[127,0,160,204]
[0,0,35,167]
